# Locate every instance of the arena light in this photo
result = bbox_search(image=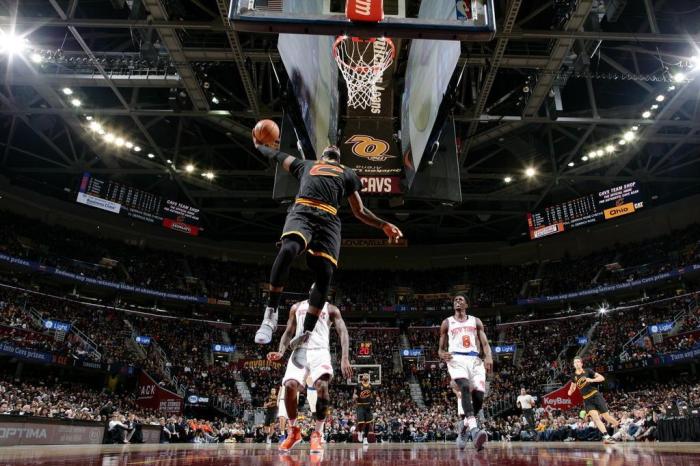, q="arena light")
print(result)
[62,87,73,96]
[504,176,512,184]
[673,72,686,82]
[88,121,101,132]
[0,31,29,56]
[103,133,115,143]
[211,96,219,104]
[596,149,604,157]
[623,131,636,142]
[598,305,608,314]
[125,141,133,149]
[650,104,659,110]
[567,161,575,167]
[185,163,195,173]
[619,139,626,146]
[632,125,639,131]
[70,98,82,107]
[114,137,125,147]
[668,85,676,91]
[166,159,172,164]
[581,155,589,161]
[133,146,142,152]
[203,171,215,180]
[30,52,43,64]
[147,153,155,159]
[655,94,665,102]
[605,145,615,153]
[525,167,536,178]
[588,150,597,158]
[642,111,652,118]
